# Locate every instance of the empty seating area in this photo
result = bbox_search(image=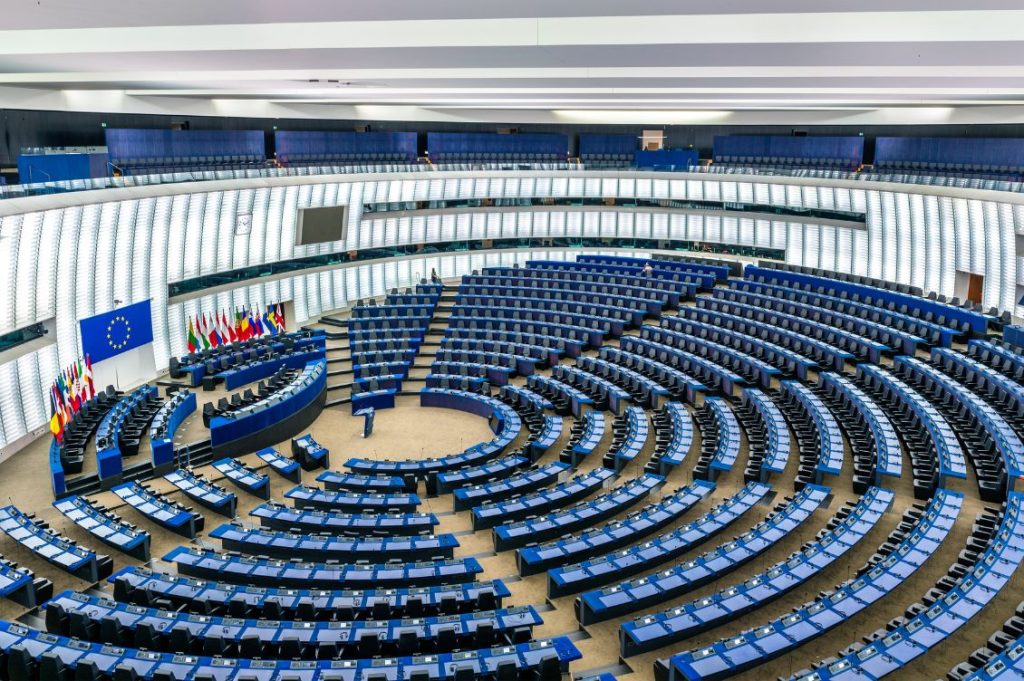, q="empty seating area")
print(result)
[105,128,267,176]
[712,135,864,171]
[427,132,568,164]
